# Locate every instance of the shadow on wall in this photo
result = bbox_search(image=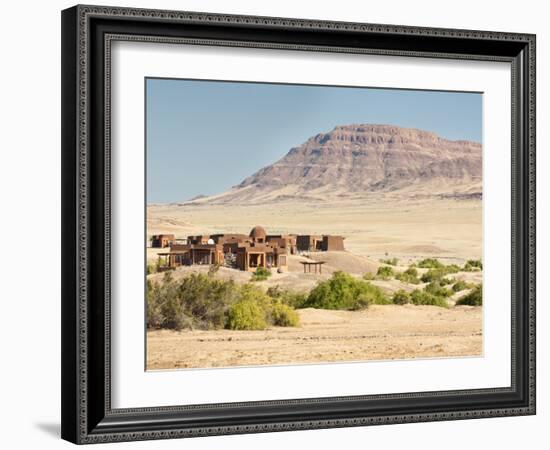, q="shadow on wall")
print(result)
[34,422,60,438]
